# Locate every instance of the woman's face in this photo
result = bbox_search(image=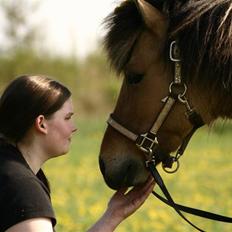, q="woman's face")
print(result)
[44,98,77,157]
